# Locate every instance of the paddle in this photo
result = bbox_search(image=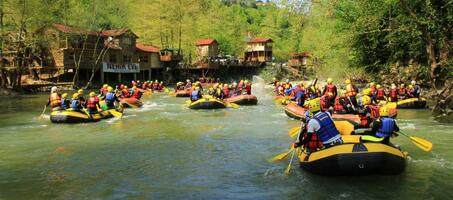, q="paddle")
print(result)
[399,131,433,152]
[82,108,92,118]
[163,87,170,93]
[269,146,294,162]
[38,105,47,120]
[225,101,240,109]
[285,122,305,175]
[108,109,122,118]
